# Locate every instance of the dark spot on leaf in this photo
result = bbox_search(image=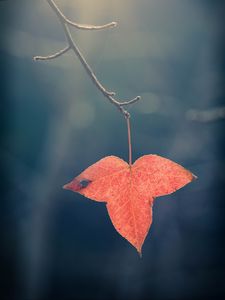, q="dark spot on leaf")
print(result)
[80,179,92,188]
